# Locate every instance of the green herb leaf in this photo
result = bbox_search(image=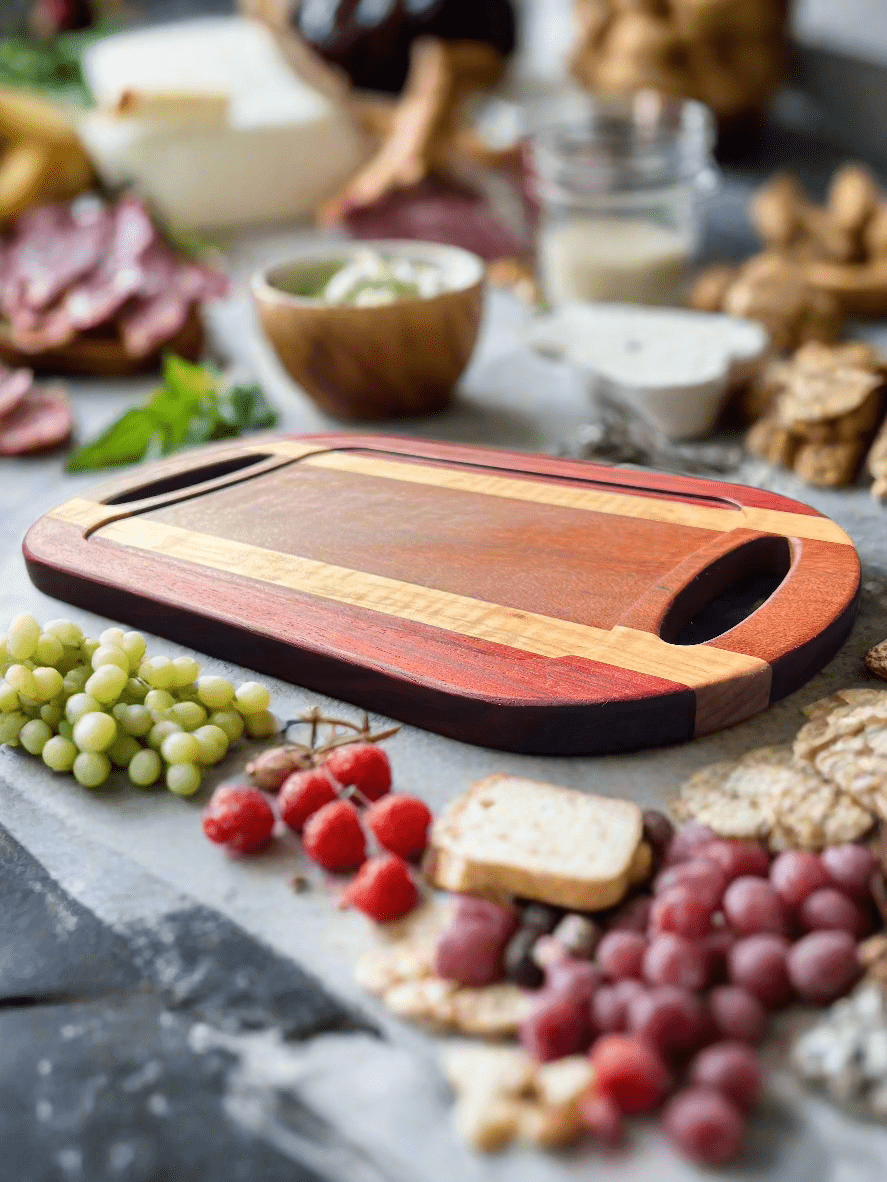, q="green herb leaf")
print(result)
[65,356,278,473]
